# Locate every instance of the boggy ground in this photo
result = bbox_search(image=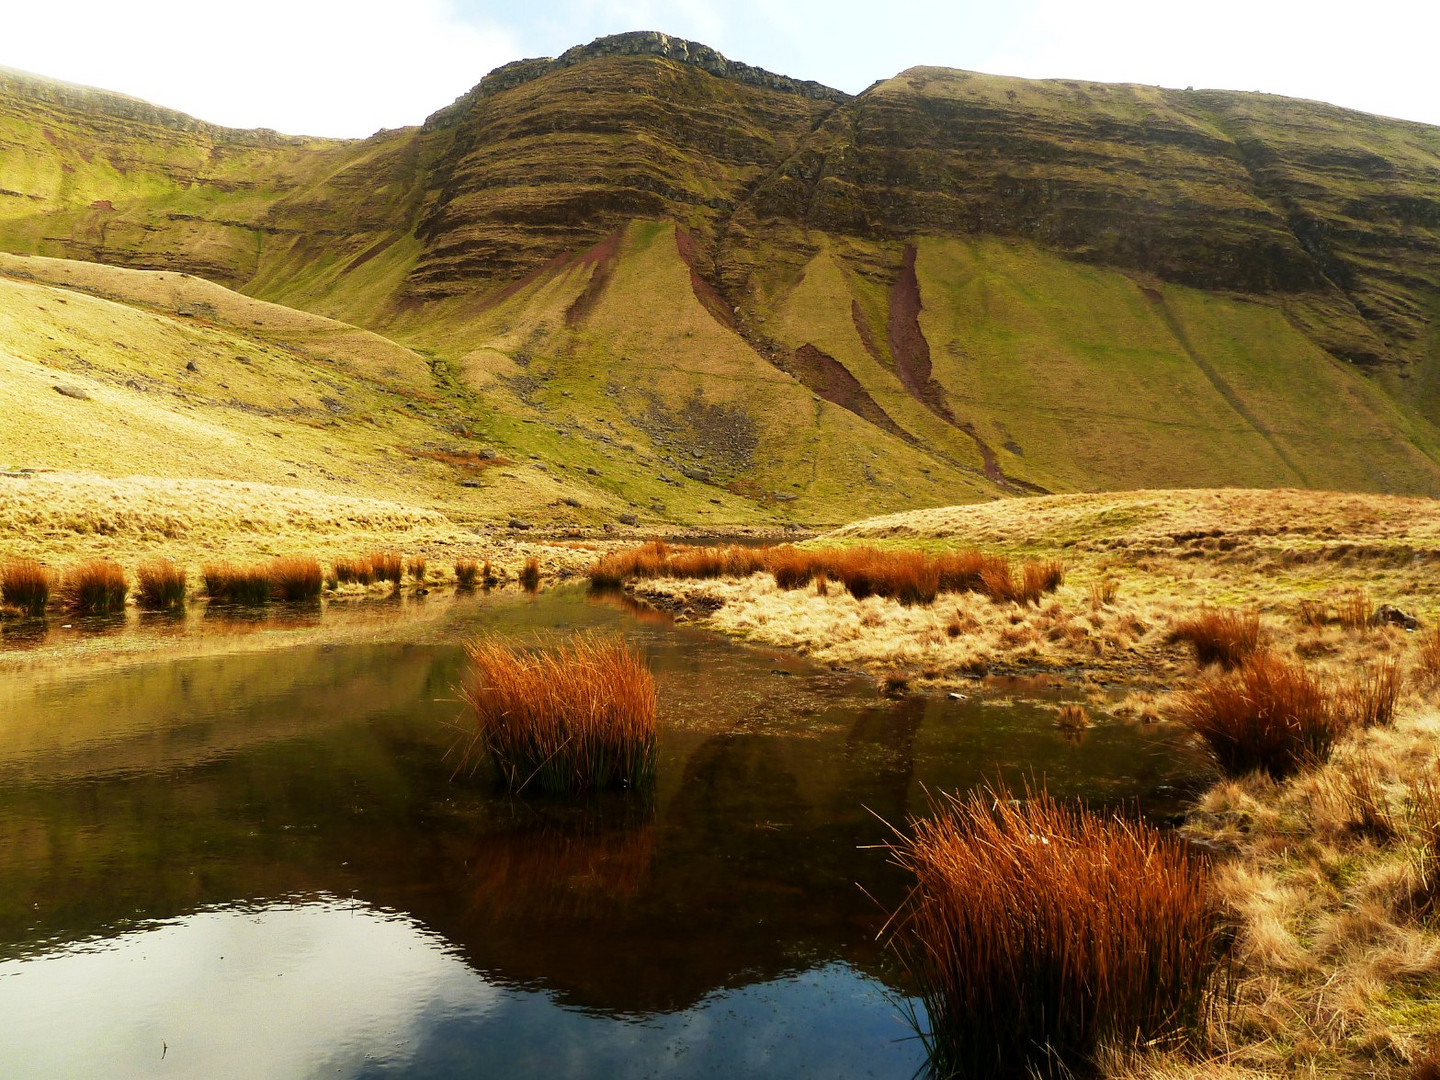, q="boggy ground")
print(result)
[630,488,1440,699]
[623,487,1440,1077]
